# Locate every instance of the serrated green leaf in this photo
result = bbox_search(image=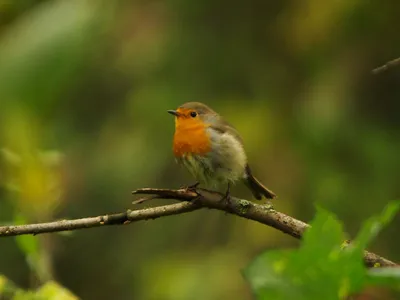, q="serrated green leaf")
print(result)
[294,206,345,274]
[243,204,400,300]
[243,205,361,299]
[300,207,344,254]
